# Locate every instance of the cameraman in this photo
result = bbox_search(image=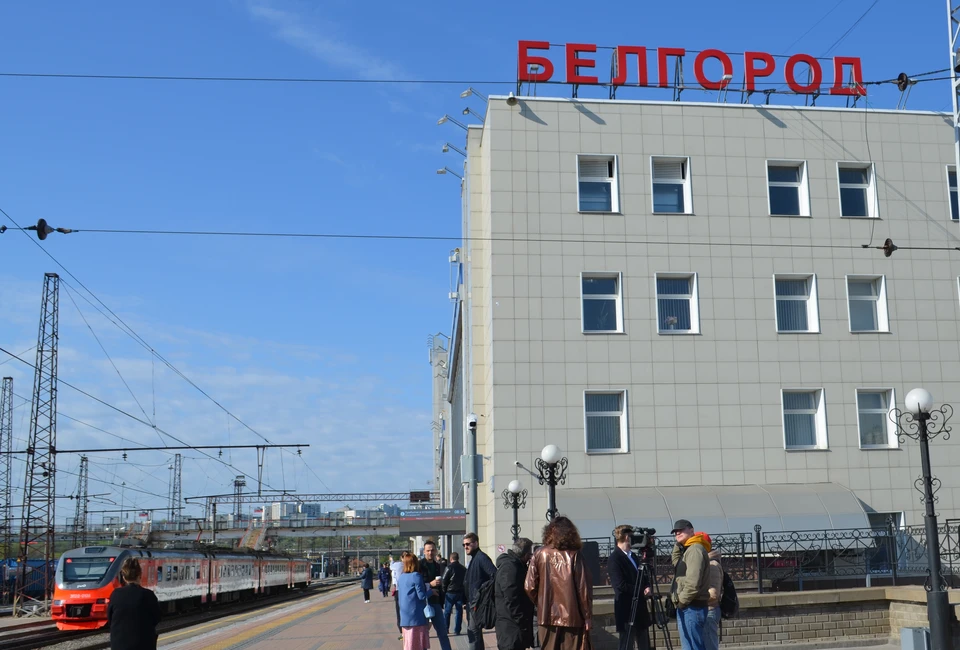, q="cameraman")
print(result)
[608,525,653,650]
